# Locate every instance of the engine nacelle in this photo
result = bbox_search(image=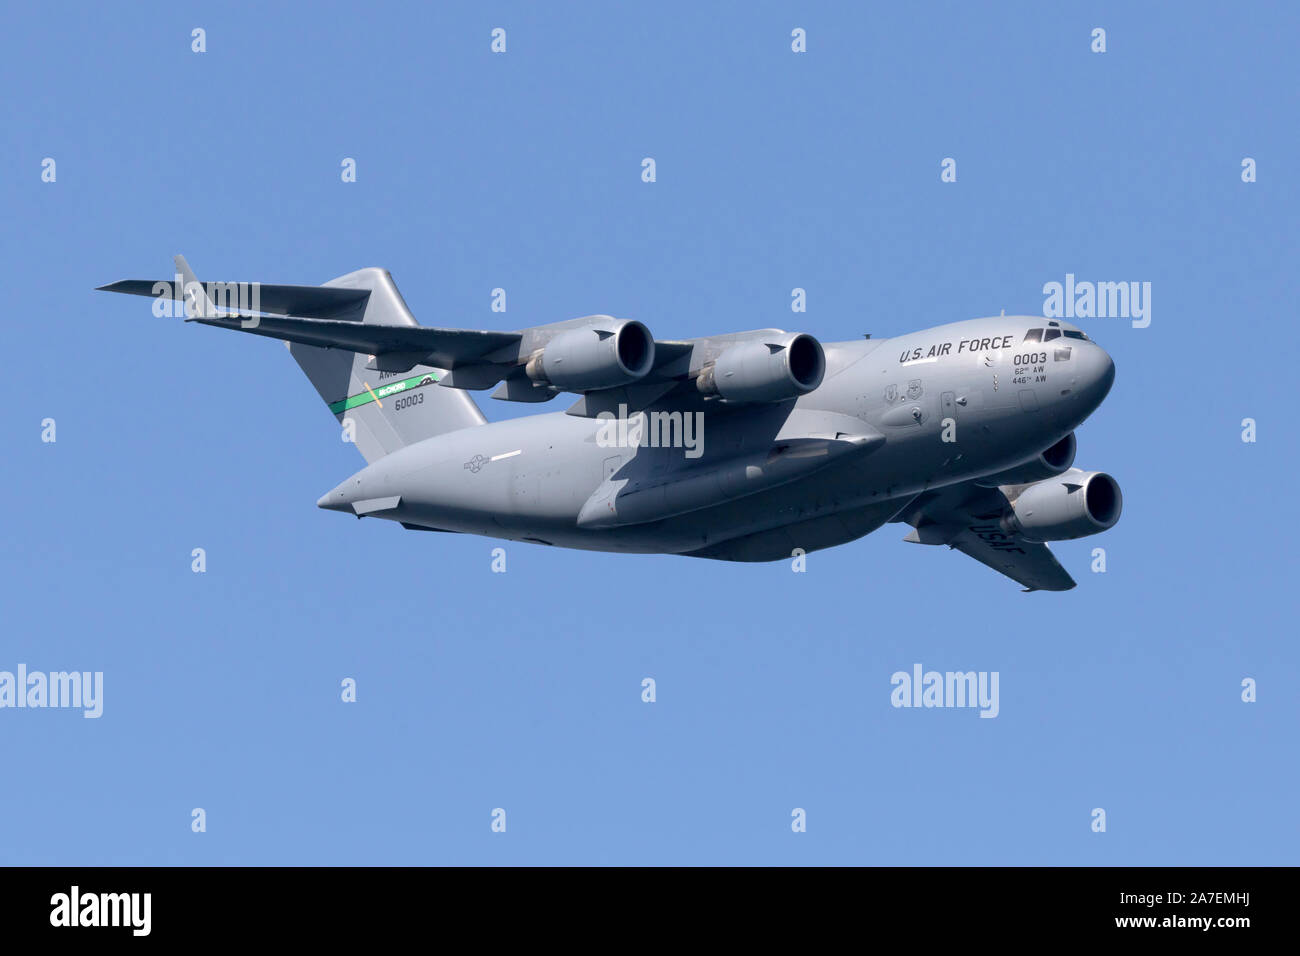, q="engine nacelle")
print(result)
[975,433,1077,487]
[526,319,655,391]
[1002,469,1123,542]
[696,332,825,403]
